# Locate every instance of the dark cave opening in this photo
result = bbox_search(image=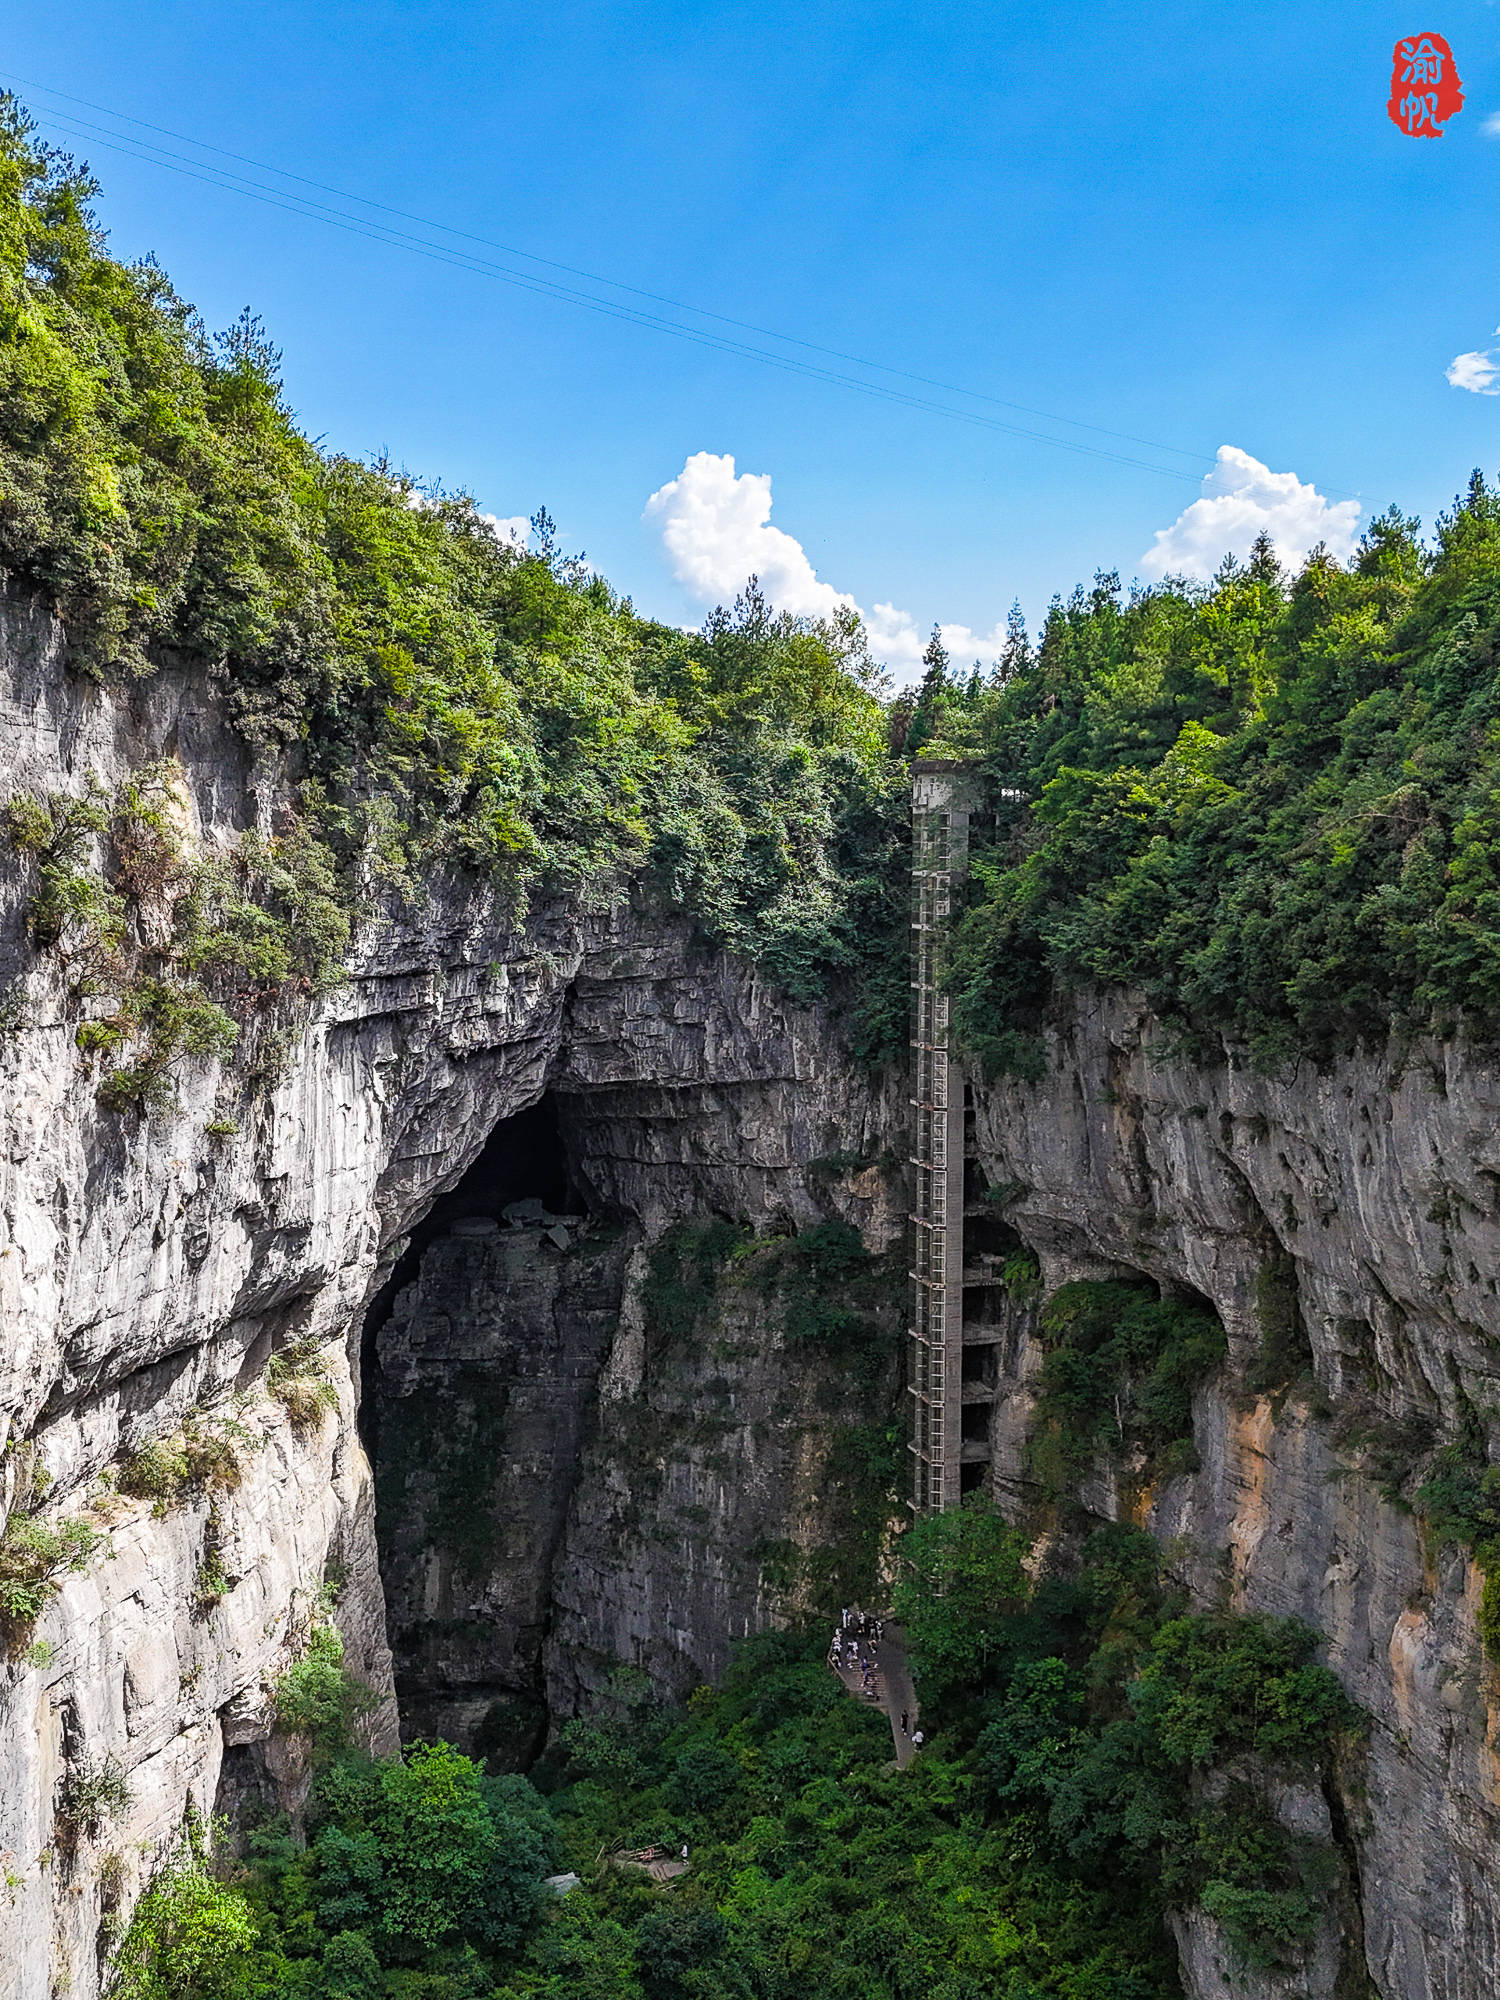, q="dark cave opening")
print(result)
[358,1095,575,1453]
[356,1091,600,1768]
